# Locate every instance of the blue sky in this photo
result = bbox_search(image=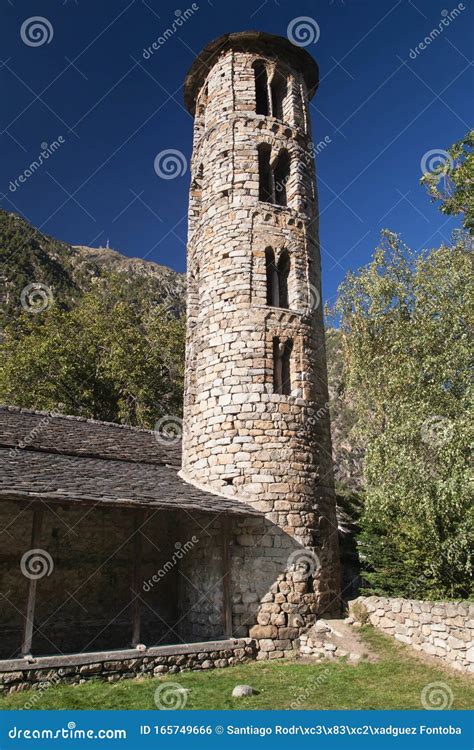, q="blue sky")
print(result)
[1,0,472,305]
